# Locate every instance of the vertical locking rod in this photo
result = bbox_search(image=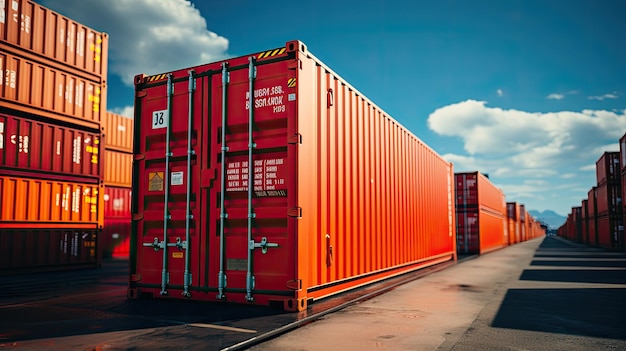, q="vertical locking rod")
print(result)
[246,56,257,302]
[183,70,195,298]
[160,73,174,296]
[217,63,229,300]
